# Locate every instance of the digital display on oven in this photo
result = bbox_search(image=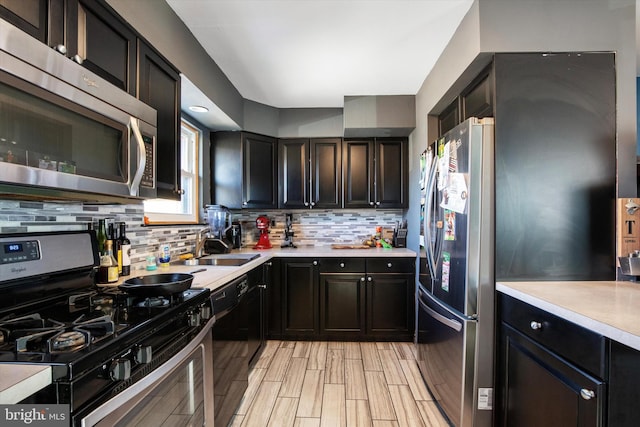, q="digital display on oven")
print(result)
[1,240,40,264]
